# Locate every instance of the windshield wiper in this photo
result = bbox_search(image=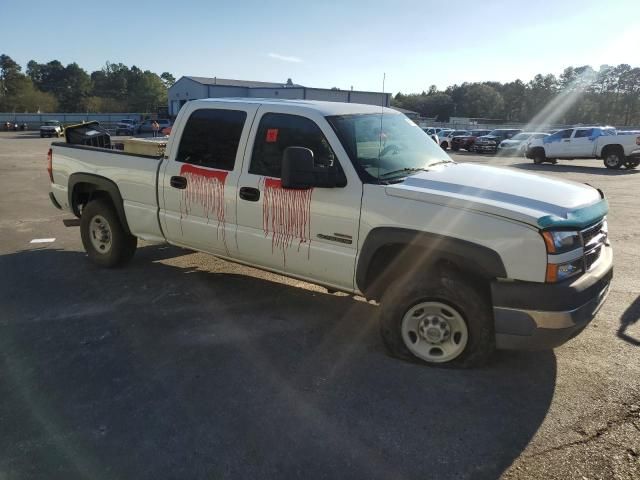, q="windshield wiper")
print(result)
[428,160,454,167]
[379,167,428,179]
